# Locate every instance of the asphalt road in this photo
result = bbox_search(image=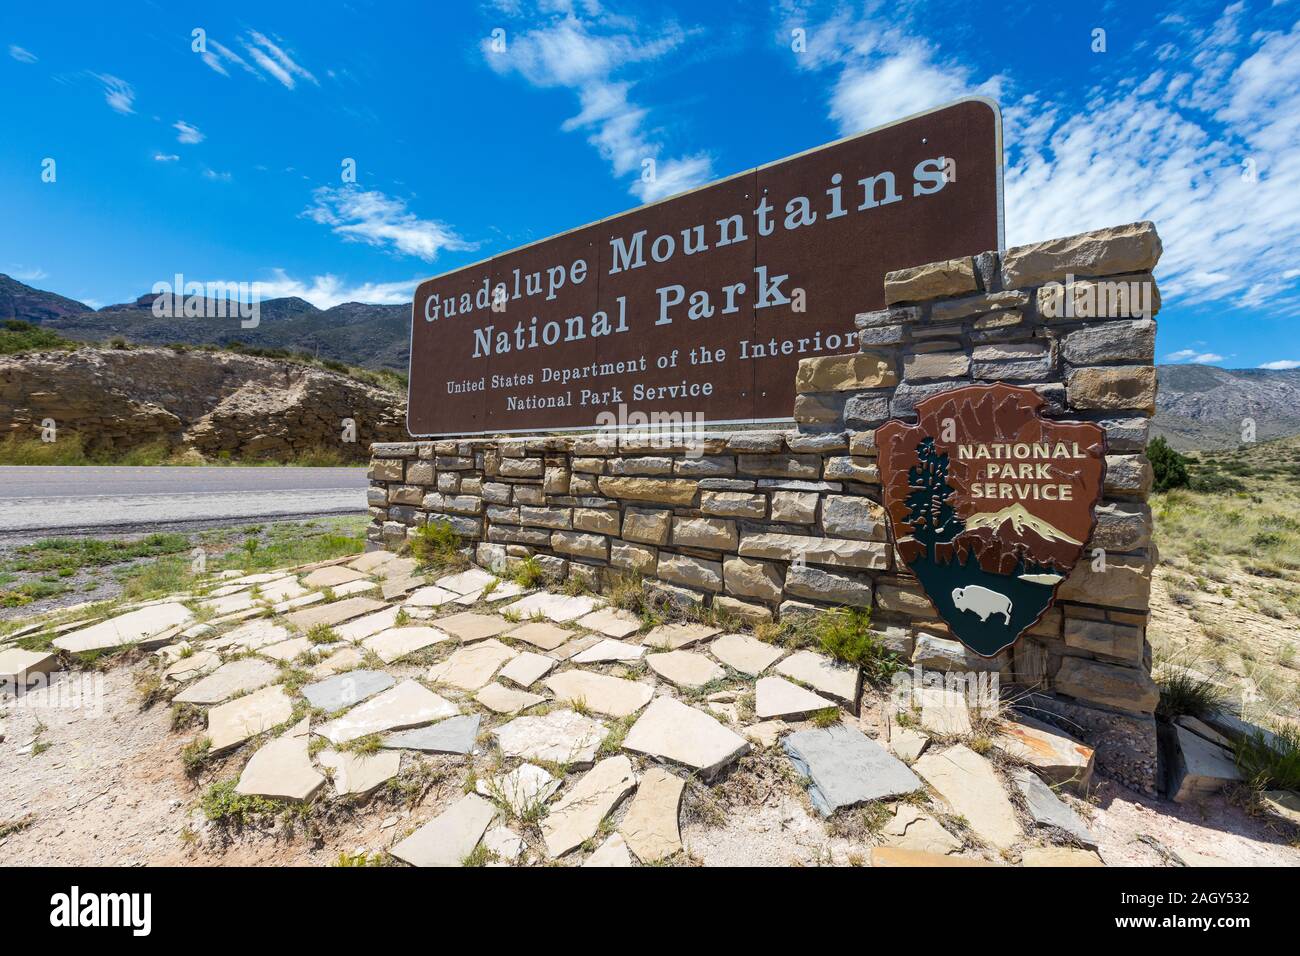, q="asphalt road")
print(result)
[0,466,369,537]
